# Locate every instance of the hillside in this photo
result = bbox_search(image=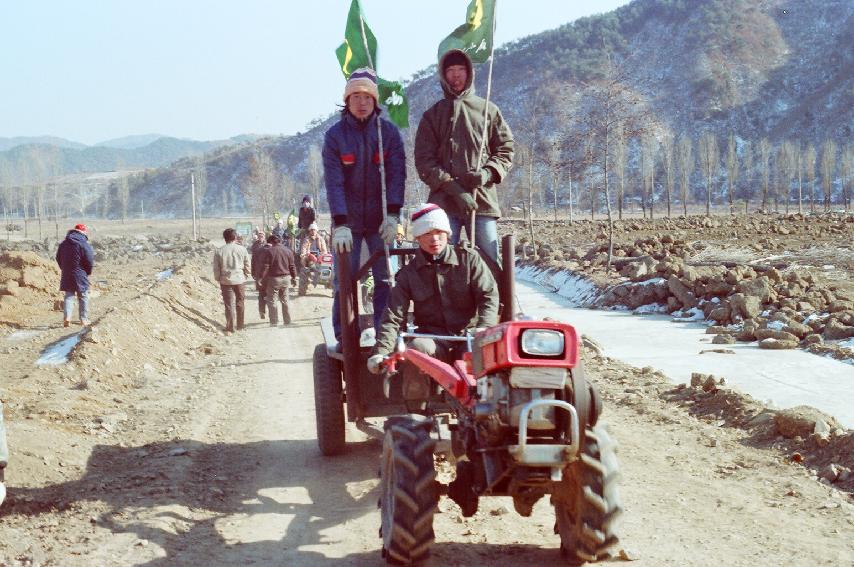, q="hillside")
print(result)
[110,0,853,219]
